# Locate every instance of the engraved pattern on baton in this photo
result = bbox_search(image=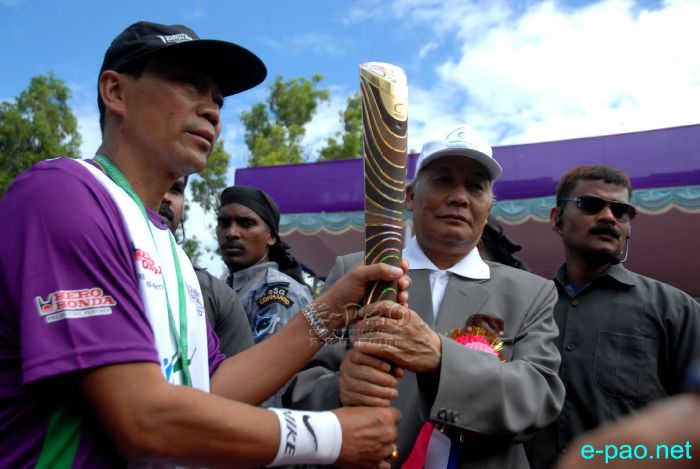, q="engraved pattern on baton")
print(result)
[360,62,408,304]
